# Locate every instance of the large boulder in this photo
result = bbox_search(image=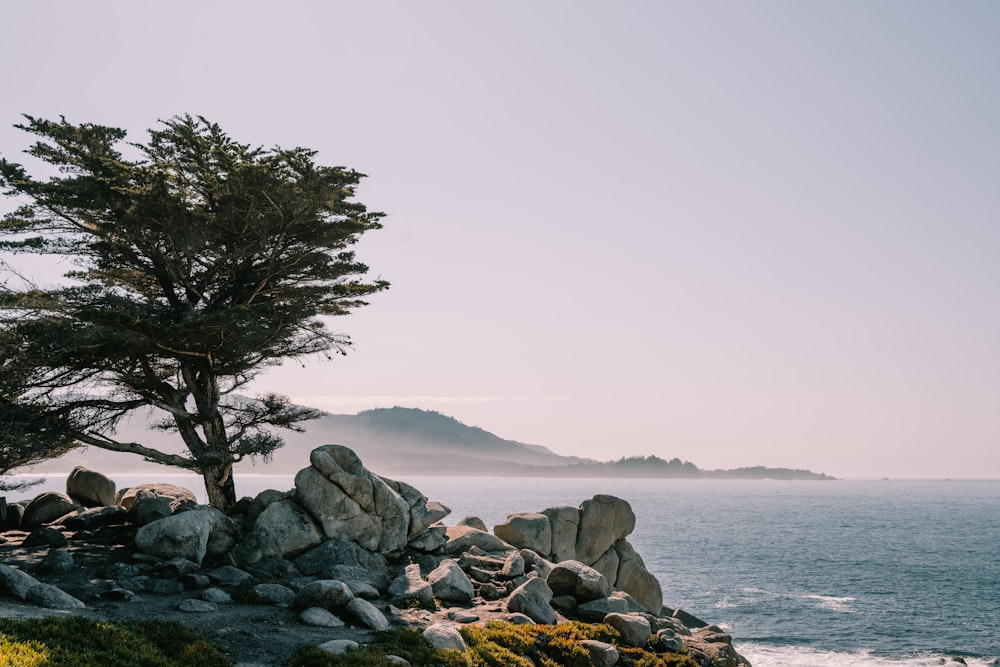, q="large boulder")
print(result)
[383,477,451,539]
[292,579,355,612]
[542,505,580,562]
[292,537,390,589]
[604,612,652,648]
[117,484,197,512]
[614,540,663,614]
[493,513,552,556]
[21,492,78,529]
[134,507,237,565]
[294,445,410,554]
[427,559,475,602]
[506,576,556,625]
[422,623,467,653]
[442,525,512,554]
[238,498,322,563]
[546,560,612,602]
[575,495,635,565]
[66,467,116,507]
[388,563,434,608]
